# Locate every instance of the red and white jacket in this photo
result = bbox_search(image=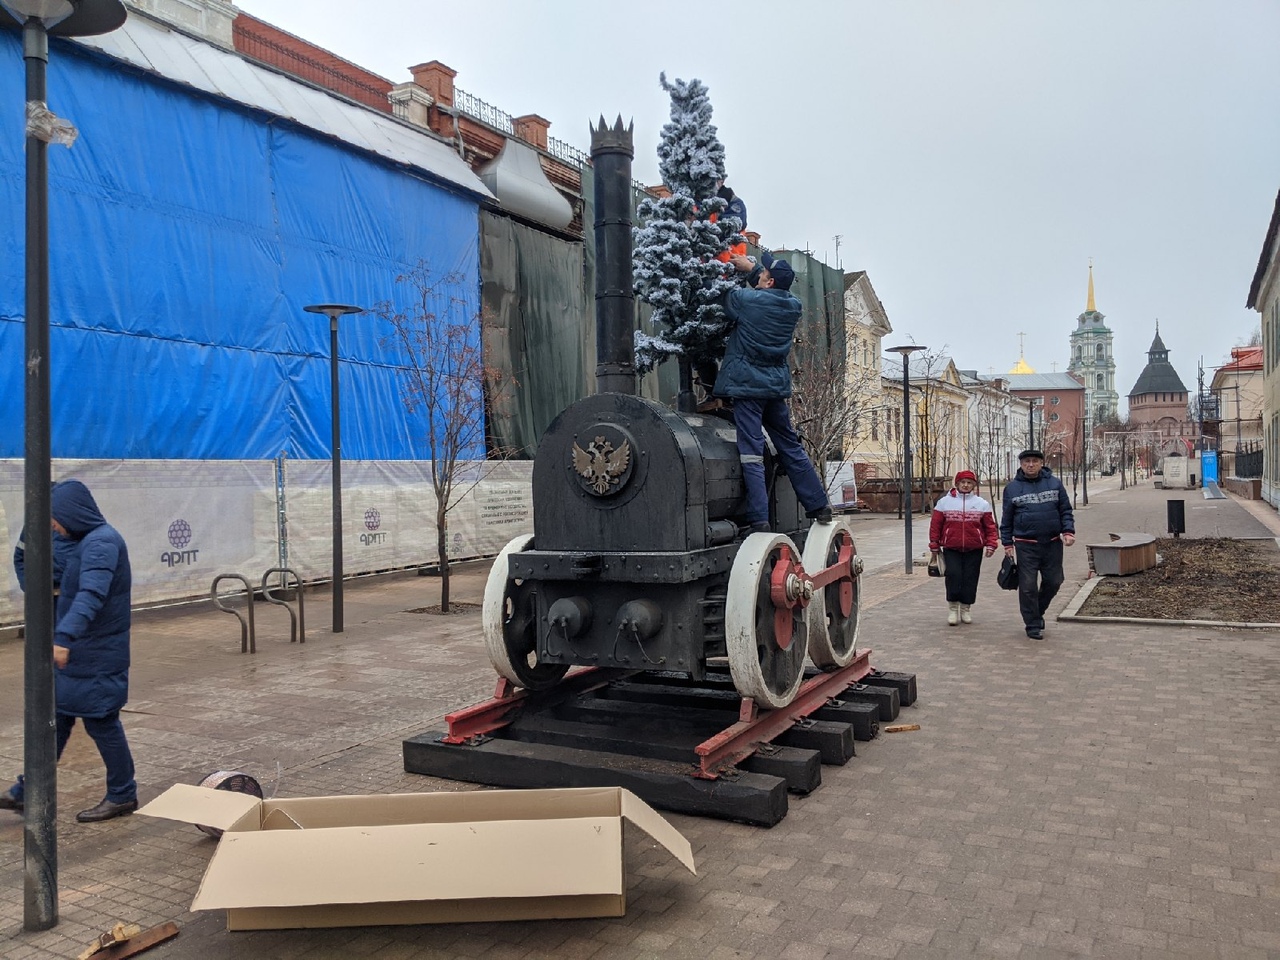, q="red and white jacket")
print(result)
[928,488,998,553]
